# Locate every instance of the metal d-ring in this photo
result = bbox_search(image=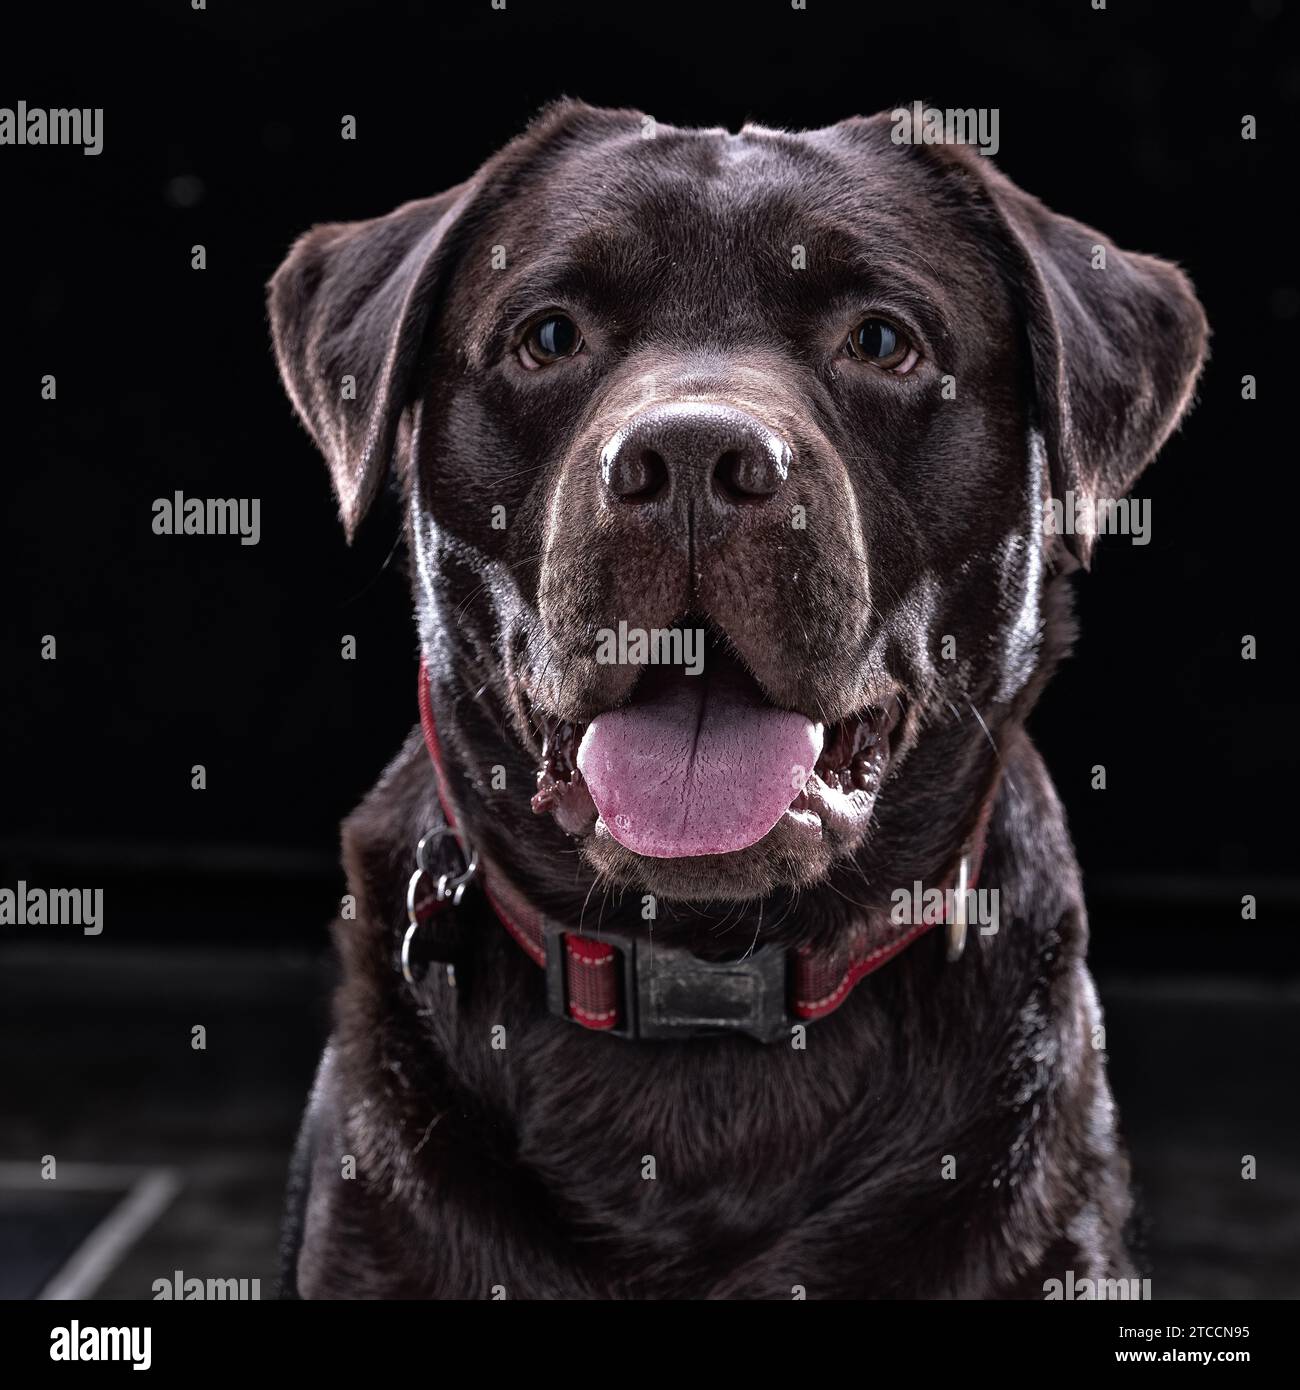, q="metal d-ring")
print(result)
[416,826,479,897]
[401,918,423,986]
[402,825,480,987]
[435,875,471,908]
[945,851,972,963]
[401,912,461,988]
